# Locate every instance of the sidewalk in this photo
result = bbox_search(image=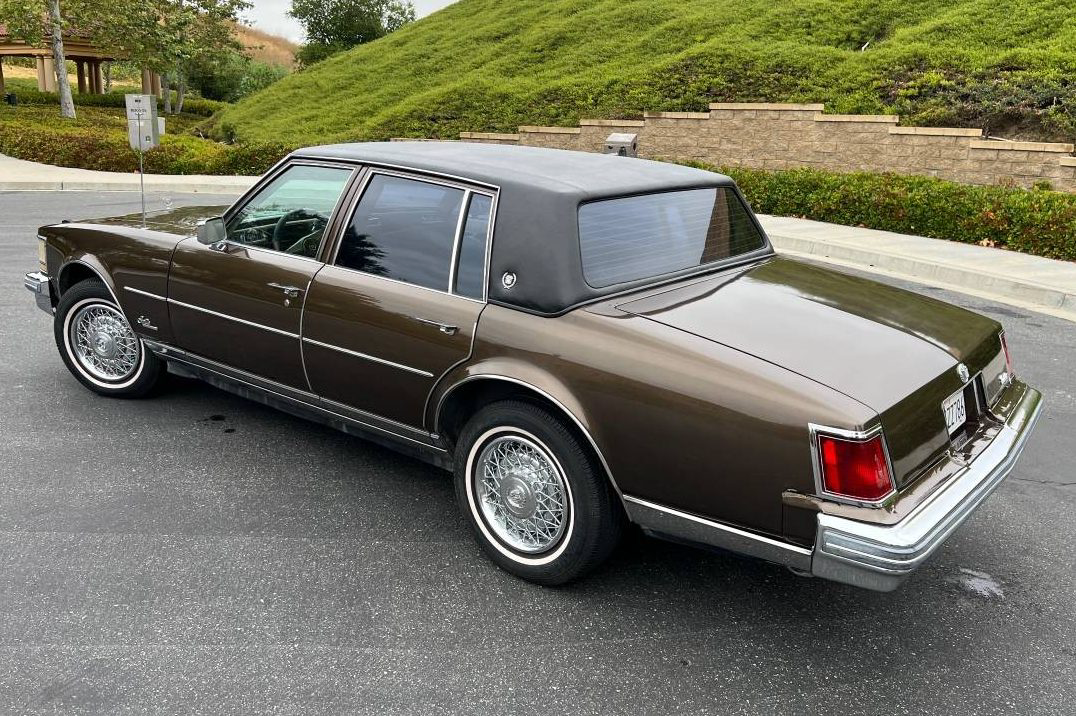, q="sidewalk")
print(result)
[0,153,257,193]
[2,153,1074,321]
[759,215,1076,322]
